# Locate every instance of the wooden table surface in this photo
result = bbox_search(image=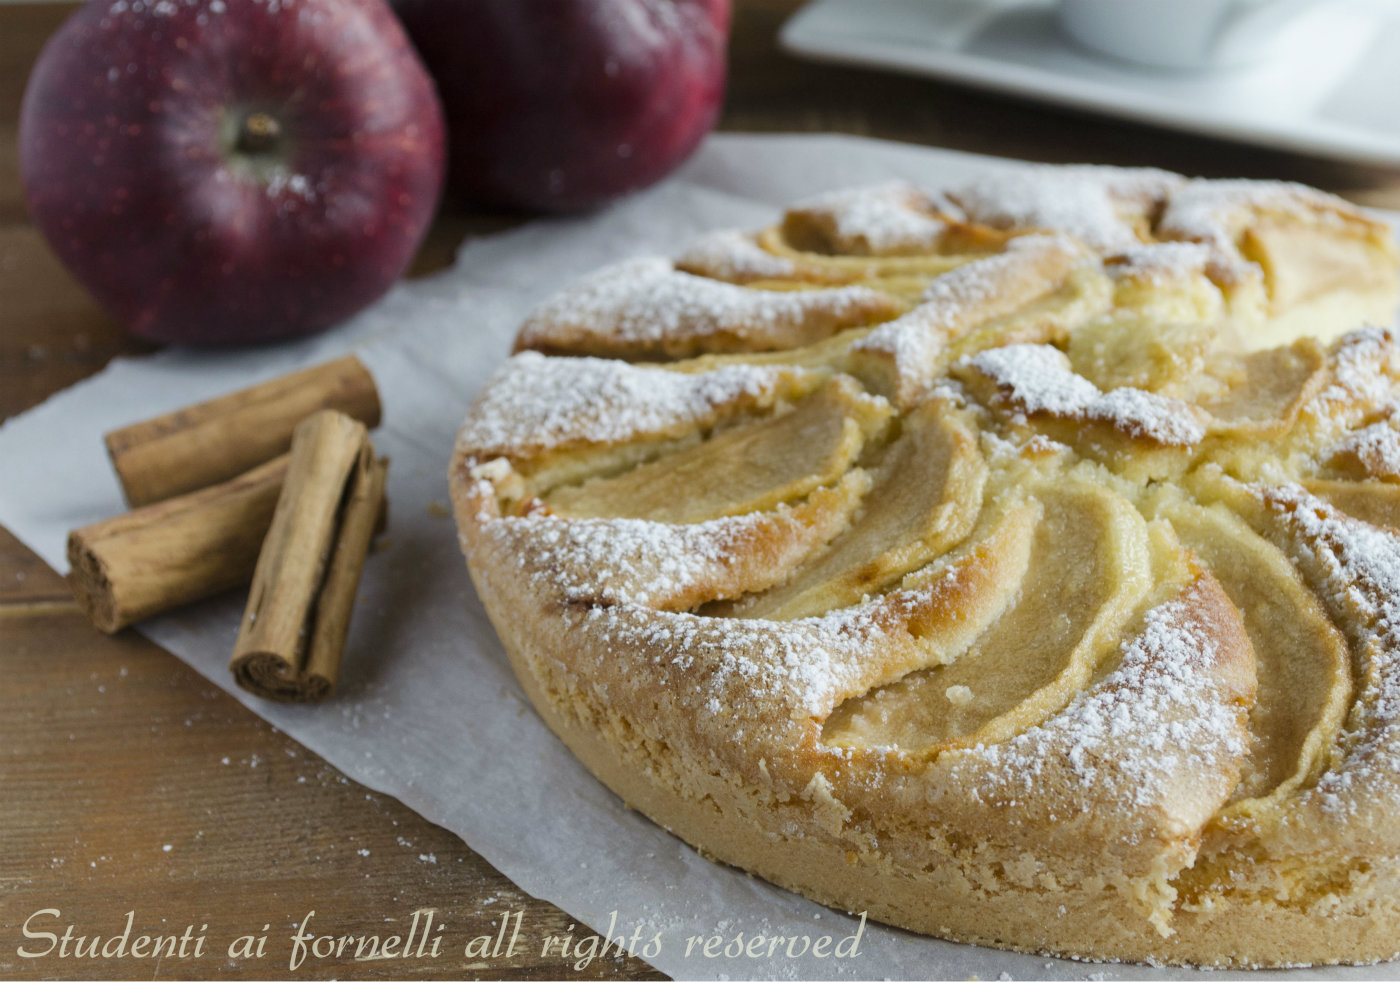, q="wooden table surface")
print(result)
[5,3,1400,978]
